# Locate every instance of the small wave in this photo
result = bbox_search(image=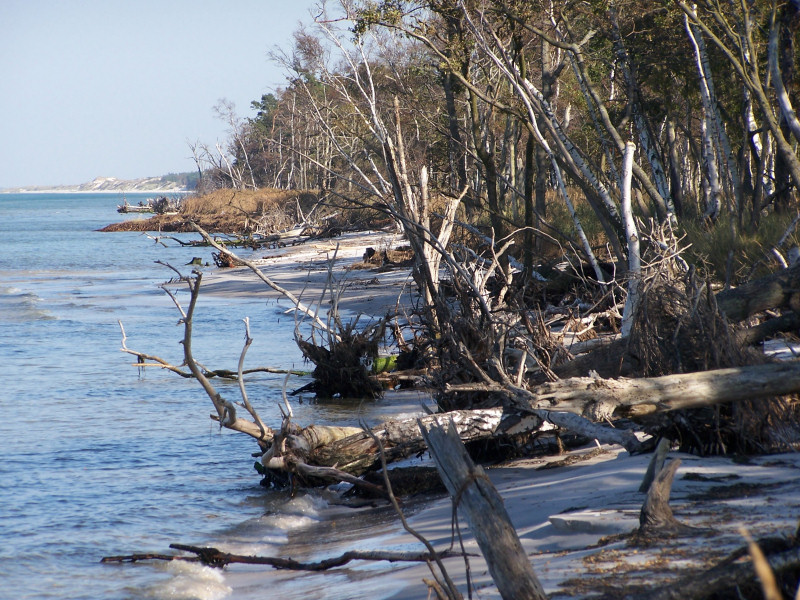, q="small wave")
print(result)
[0,286,54,322]
[147,561,232,600]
